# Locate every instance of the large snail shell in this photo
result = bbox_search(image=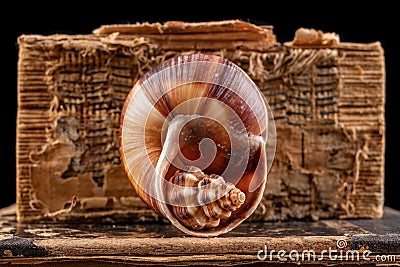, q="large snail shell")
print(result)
[120,53,275,237]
